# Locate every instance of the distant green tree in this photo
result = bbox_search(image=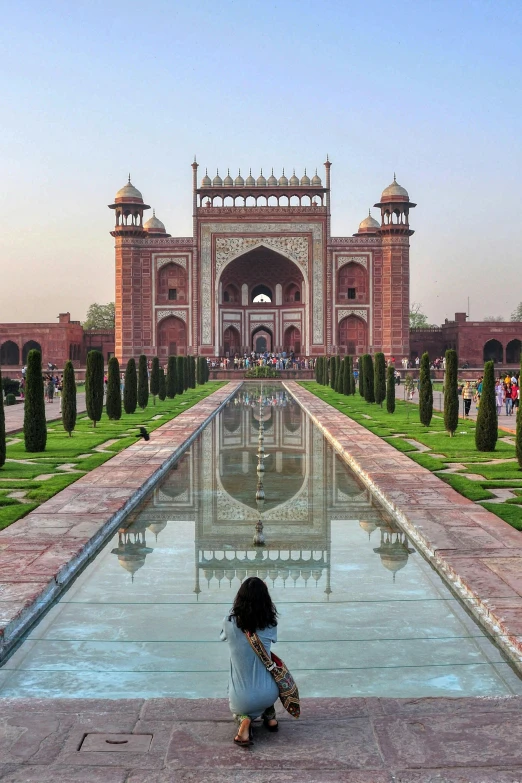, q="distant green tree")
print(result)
[83,302,115,330]
[475,360,498,452]
[409,302,430,329]
[511,302,522,321]
[85,350,104,427]
[0,367,5,467]
[166,356,177,398]
[419,352,433,426]
[386,364,396,413]
[158,367,167,401]
[150,357,160,405]
[374,352,386,407]
[176,356,185,394]
[61,360,77,436]
[124,358,137,415]
[24,349,47,452]
[363,354,375,403]
[444,349,459,437]
[342,356,350,395]
[106,356,121,420]
[358,356,365,396]
[137,354,149,410]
